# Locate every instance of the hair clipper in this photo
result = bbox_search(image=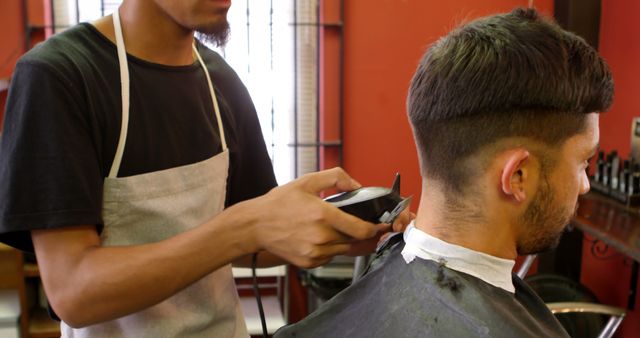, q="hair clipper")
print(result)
[323,173,412,224]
